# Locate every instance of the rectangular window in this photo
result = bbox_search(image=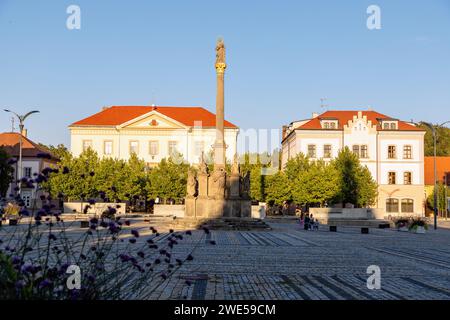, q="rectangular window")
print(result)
[352,145,360,157]
[388,146,397,159]
[149,141,159,156]
[401,199,414,213]
[388,172,397,185]
[404,172,412,185]
[386,199,399,213]
[129,141,139,155]
[104,141,113,155]
[403,145,412,159]
[360,145,368,159]
[23,167,32,178]
[307,145,316,158]
[82,140,92,152]
[323,145,332,159]
[168,141,178,157]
